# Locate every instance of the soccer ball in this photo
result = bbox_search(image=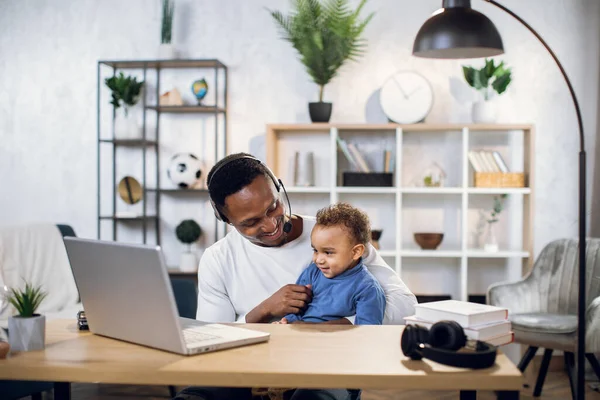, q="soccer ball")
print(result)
[167,153,205,189]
